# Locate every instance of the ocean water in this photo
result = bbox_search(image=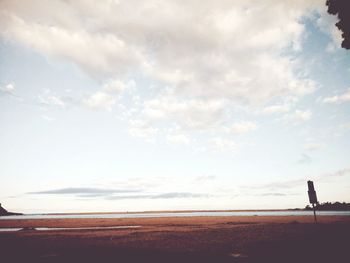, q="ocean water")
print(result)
[1,210,350,220]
